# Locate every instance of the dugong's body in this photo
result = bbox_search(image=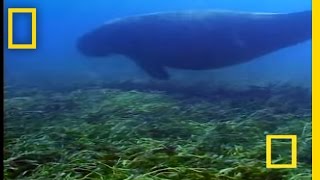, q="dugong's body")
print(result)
[77,10,312,80]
